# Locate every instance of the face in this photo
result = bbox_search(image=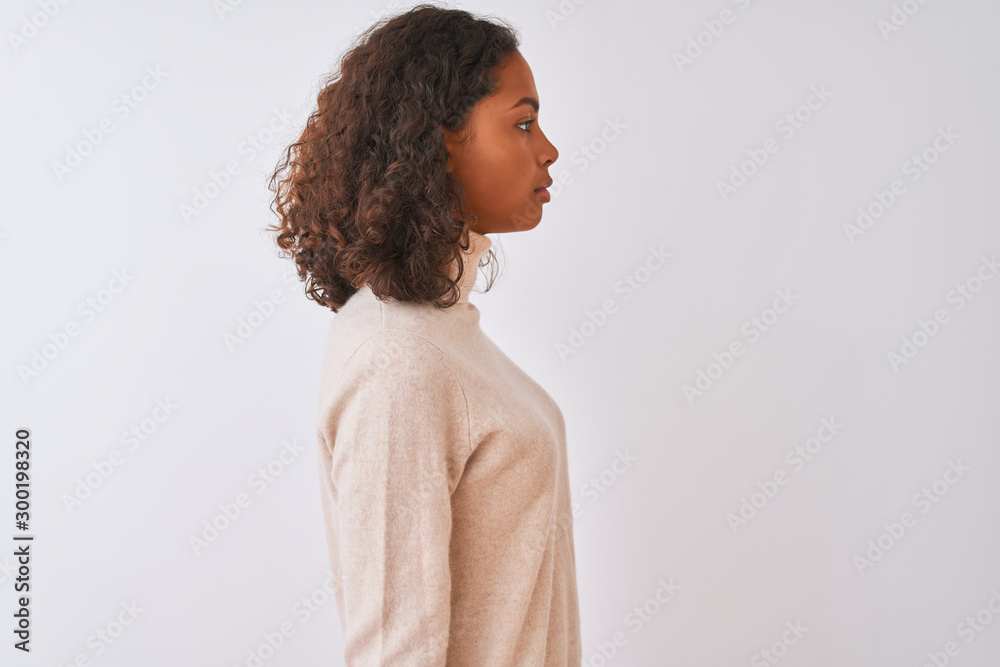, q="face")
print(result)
[442,50,558,234]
